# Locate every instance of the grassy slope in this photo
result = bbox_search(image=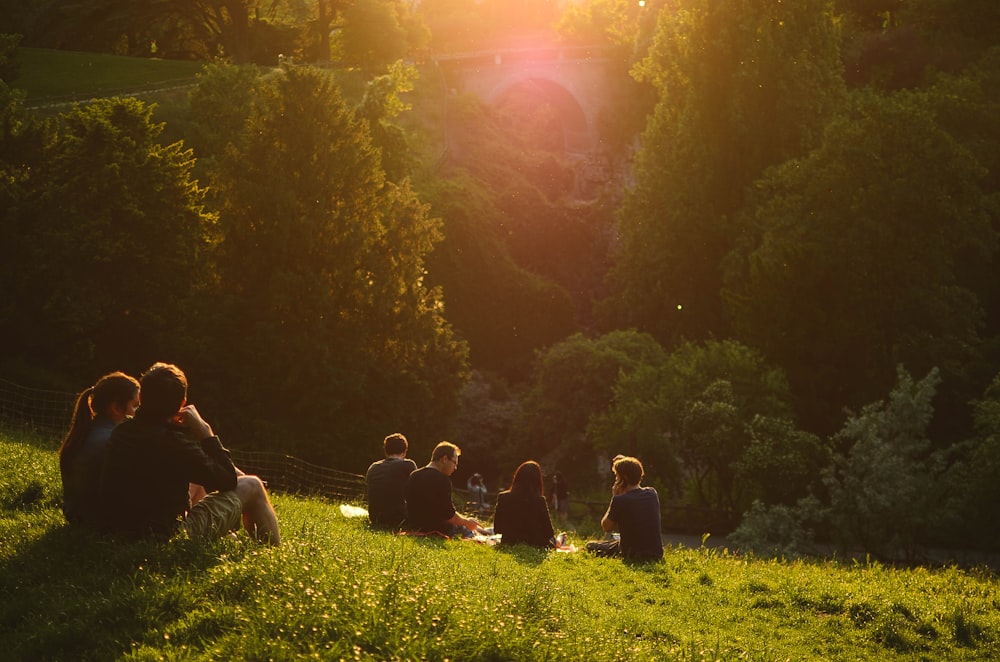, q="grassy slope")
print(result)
[2,431,998,661]
[13,48,206,102]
